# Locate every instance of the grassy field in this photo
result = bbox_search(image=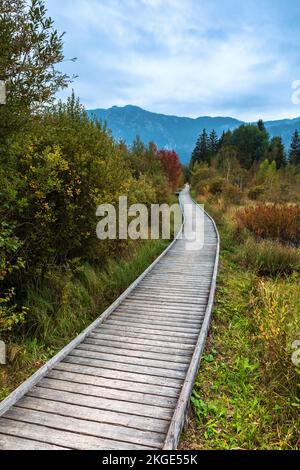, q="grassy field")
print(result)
[0,239,169,402]
[180,200,300,450]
